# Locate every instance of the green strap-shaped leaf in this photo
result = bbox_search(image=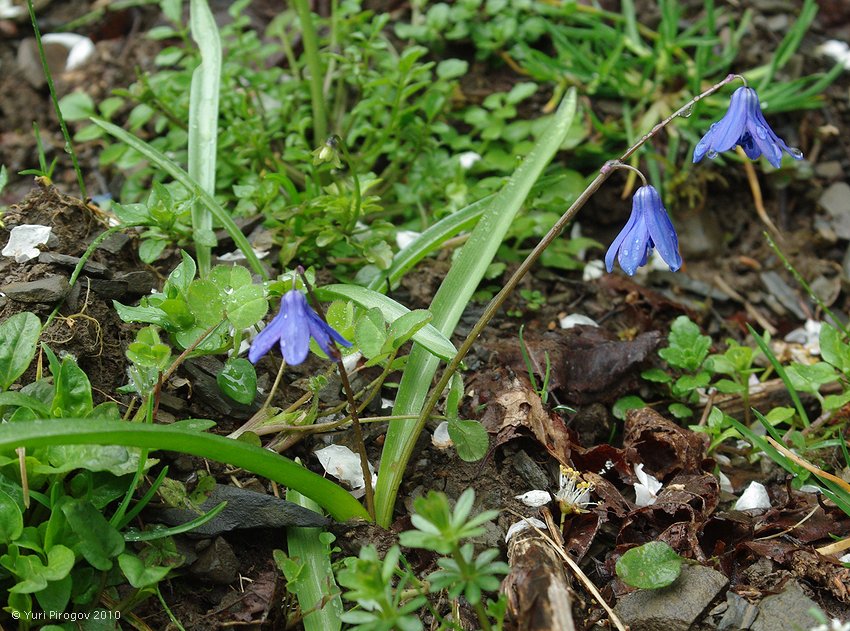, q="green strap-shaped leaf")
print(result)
[0,312,41,391]
[315,284,457,361]
[0,420,368,522]
[373,90,578,526]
